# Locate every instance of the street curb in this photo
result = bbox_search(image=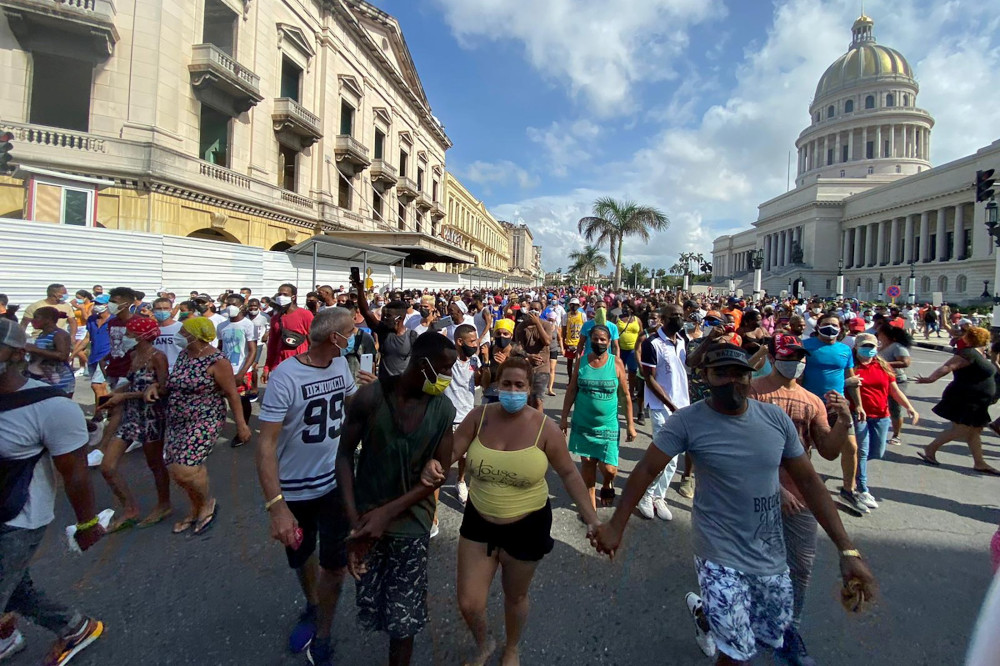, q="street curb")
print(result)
[913,341,953,353]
